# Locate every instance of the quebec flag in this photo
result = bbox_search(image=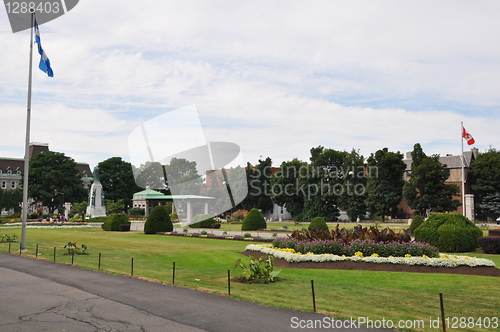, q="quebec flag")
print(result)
[34,19,53,77]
